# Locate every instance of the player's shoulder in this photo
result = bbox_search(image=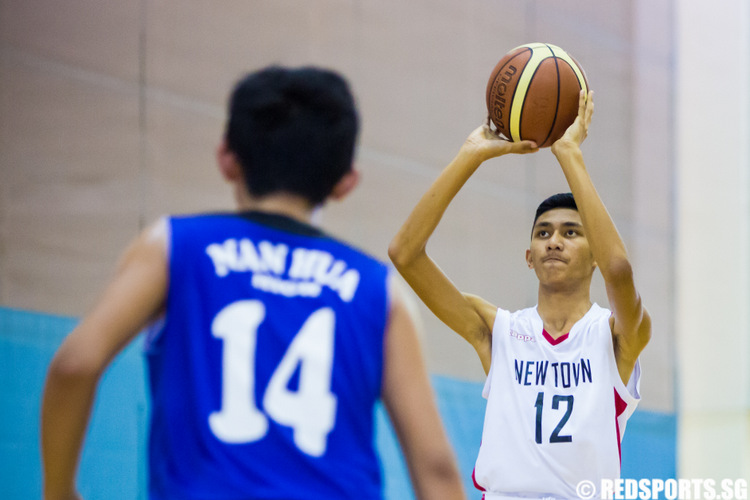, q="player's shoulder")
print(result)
[169,211,382,259]
[508,305,540,322]
[503,306,542,337]
[165,211,240,237]
[587,302,613,324]
[167,210,390,301]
